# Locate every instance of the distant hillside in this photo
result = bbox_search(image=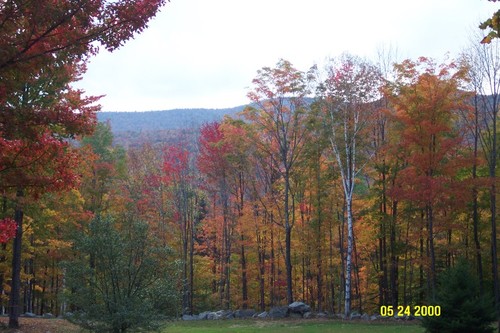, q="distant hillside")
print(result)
[97,105,247,133]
